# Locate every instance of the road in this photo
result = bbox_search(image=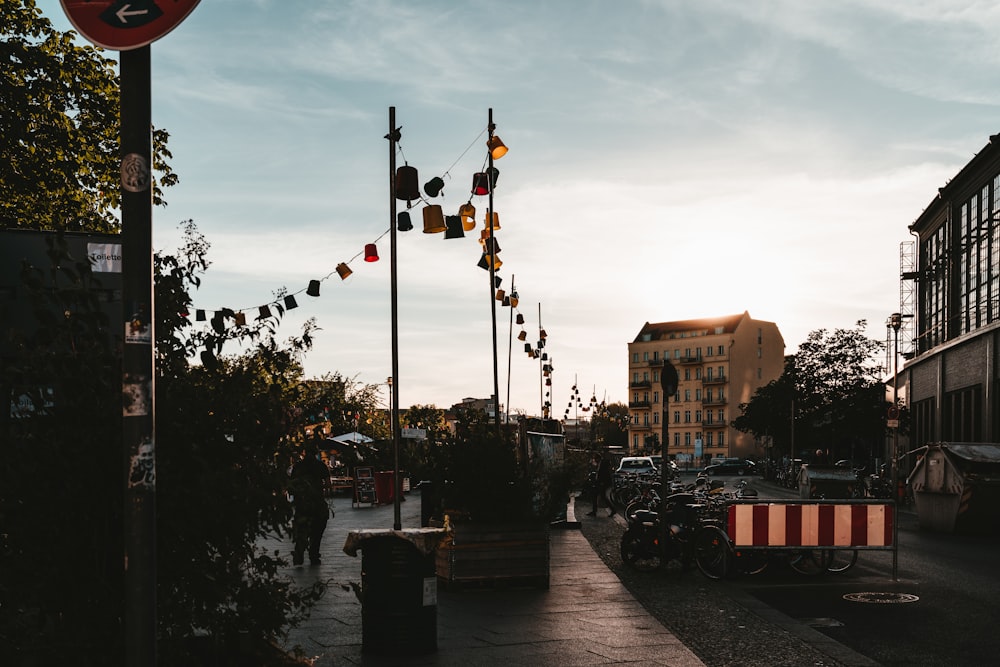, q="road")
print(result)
[724,475,1000,666]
